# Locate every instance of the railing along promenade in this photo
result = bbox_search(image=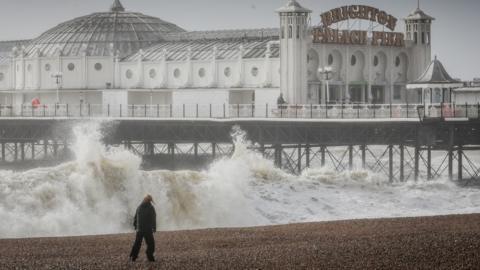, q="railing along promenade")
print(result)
[0,103,479,120]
